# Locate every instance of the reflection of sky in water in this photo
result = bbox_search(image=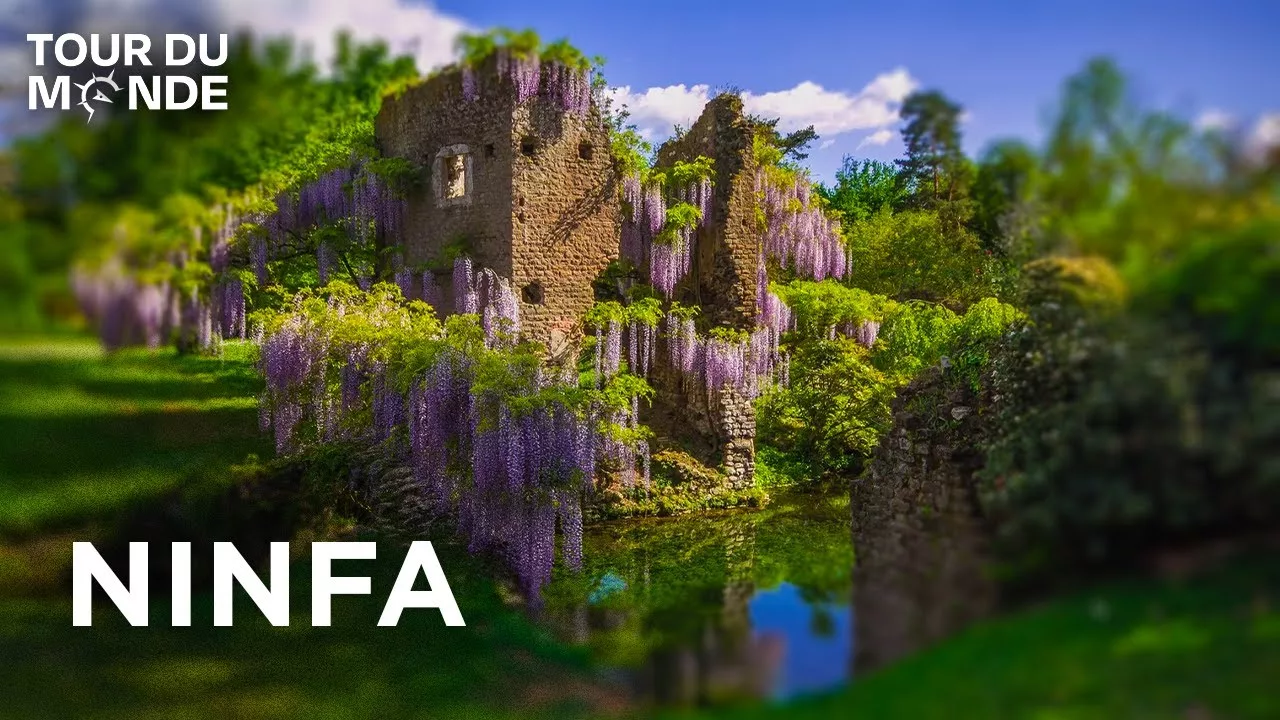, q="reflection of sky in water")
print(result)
[588,573,628,604]
[749,582,853,700]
